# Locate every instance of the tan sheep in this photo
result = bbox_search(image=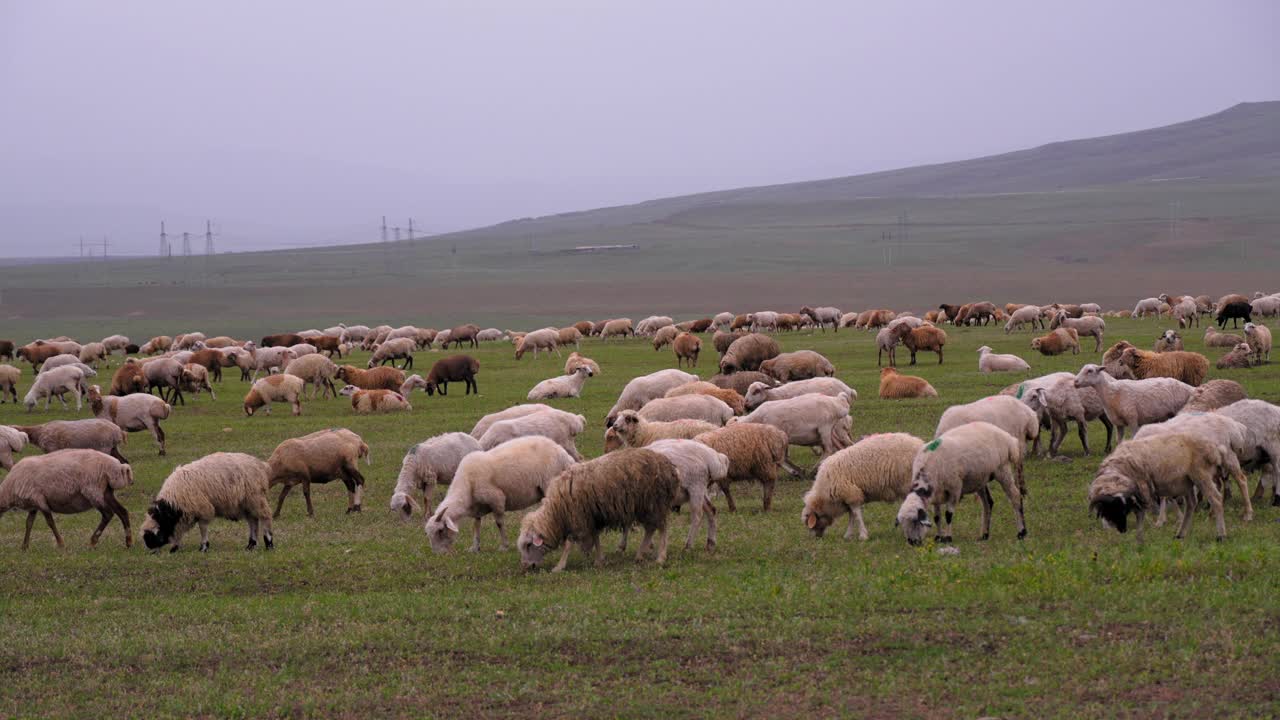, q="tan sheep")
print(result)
[878,367,938,399]
[1216,342,1255,370]
[1049,312,1106,352]
[1244,322,1271,363]
[139,336,173,355]
[141,452,274,552]
[1031,327,1080,356]
[0,426,27,470]
[0,449,134,549]
[336,364,405,391]
[902,325,947,365]
[86,384,170,456]
[339,386,412,413]
[0,363,20,404]
[180,364,216,400]
[601,318,634,341]
[663,381,746,415]
[759,350,835,381]
[564,352,600,377]
[638,394,734,426]
[695,423,789,512]
[243,374,305,416]
[1118,347,1208,386]
[1203,327,1244,348]
[368,337,415,369]
[1180,379,1246,412]
[673,332,702,368]
[12,419,128,464]
[802,433,924,540]
[652,325,679,351]
[284,353,340,399]
[556,326,583,350]
[610,410,719,449]
[719,333,781,374]
[268,428,370,517]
